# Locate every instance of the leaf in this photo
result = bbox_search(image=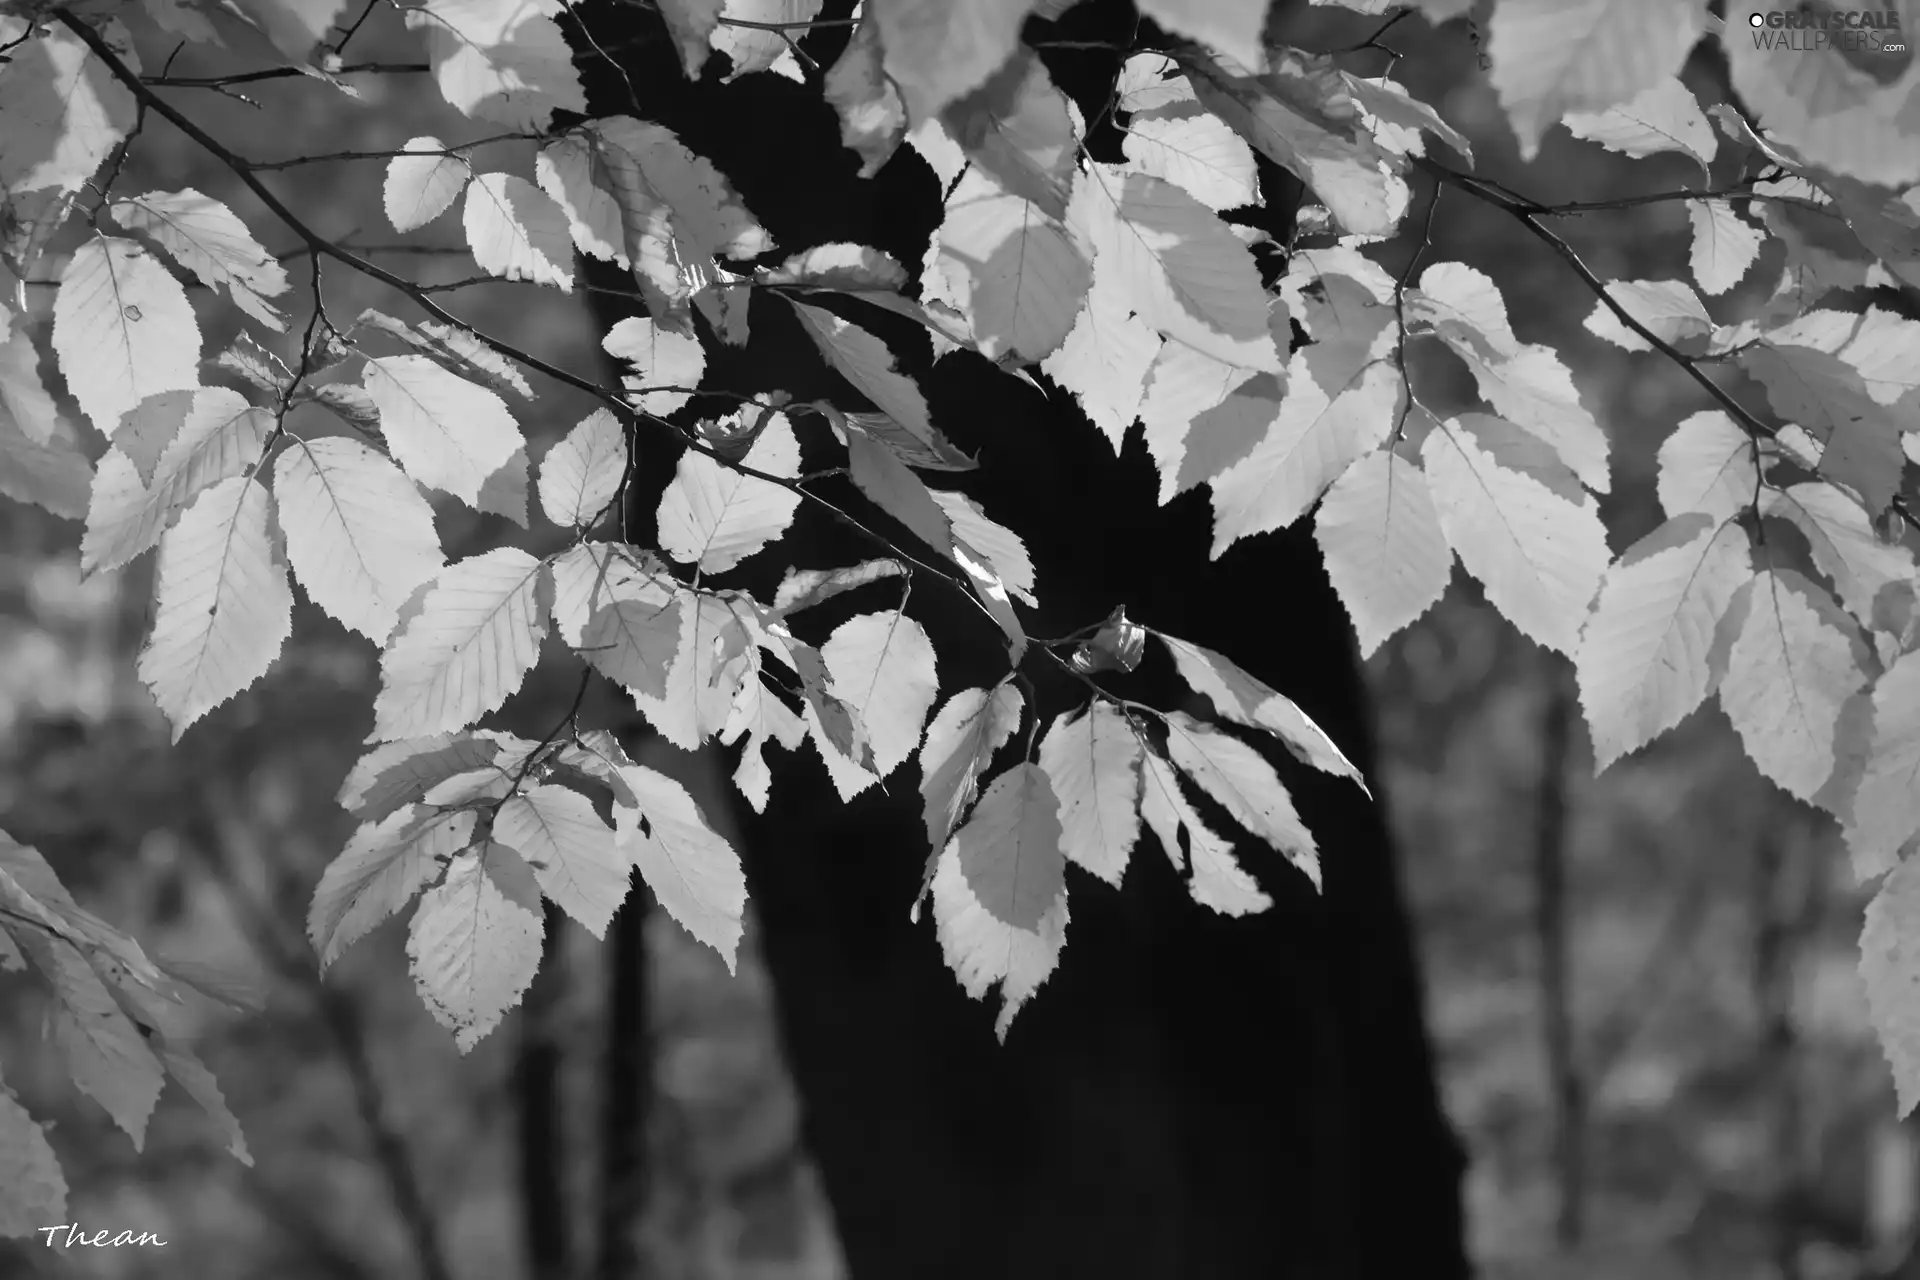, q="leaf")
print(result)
[463,172,573,291]
[1156,630,1368,790]
[1743,340,1905,514]
[1657,409,1760,522]
[789,300,944,448]
[1762,482,1917,630]
[1165,712,1318,888]
[823,12,907,176]
[919,683,1025,856]
[1421,416,1612,655]
[839,405,977,472]
[83,386,272,574]
[1561,75,1717,169]
[1488,0,1706,160]
[371,548,550,741]
[1847,650,1920,880]
[930,488,1037,605]
[1041,253,1162,451]
[1138,743,1270,916]
[1210,359,1400,554]
[0,410,90,520]
[51,236,201,439]
[110,188,289,331]
[602,316,706,416]
[657,0,725,77]
[612,763,748,971]
[384,136,471,233]
[537,408,626,528]
[1339,73,1475,165]
[1688,201,1765,296]
[496,785,629,939]
[940,49,1078,220]
[361,355,526,508]
[136,476,292,740]
[337,732,532,819]
[405,0,586,130]
[1037,701,1142,887]
[774,559,907,615]
[114,390,194,485]
[1719,568,1873,807]
[1313,447,1454,656]
[713,0,822,82]
[309,807,476,969]
[1863,851,1920,1115]
[407,844,545,1051]
[0,314,61,447]
[0,21,136,196]
[1123,109,1260,213]
[353,310,533,399]
[1576,514,1753,770]
[1582,278,1714,353]
[870,0,1040,125]
[1177,49,1408,238]
[822,609,940,780]
[656,413,803,571]
[628,589,756,750]
[1081,167,1281,370]
[0,1087,67,1236]
[33,935,165,1149]
[1136,0,1265,68]
[581,593,684,700]
[272,436,445,642]
[931,762,1067,1040]
[923,170,1091,363]
[548,540,673,647]
[474,446,530,527]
